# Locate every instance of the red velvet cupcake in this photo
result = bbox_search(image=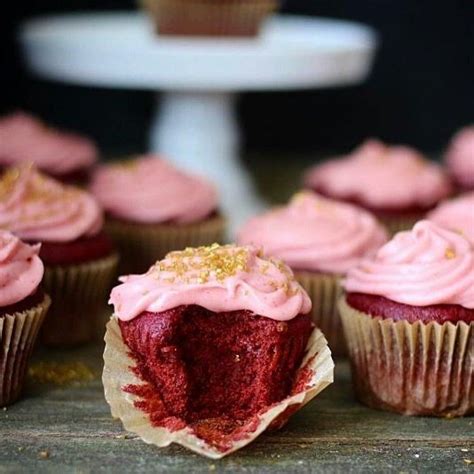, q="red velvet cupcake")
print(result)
[0,166,118,346]
[304,139,453,234]
[0,111,98,185]
[0,231,50,406]
[103,244,333,457]
[339,221,473,417]
[90,156,224,275]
